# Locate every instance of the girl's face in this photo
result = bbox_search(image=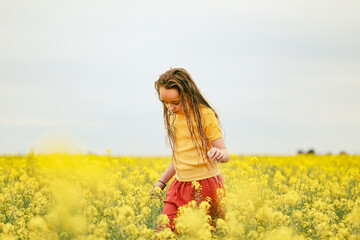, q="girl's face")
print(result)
[159,87,184,114]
